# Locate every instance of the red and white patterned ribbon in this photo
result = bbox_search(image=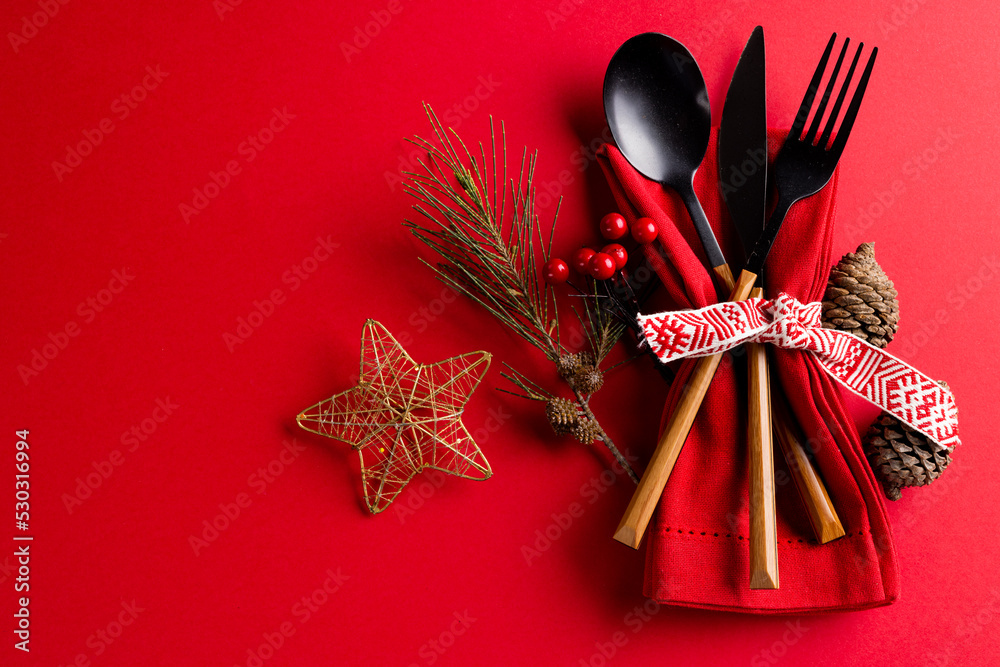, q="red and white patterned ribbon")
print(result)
[638,293,960,450]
